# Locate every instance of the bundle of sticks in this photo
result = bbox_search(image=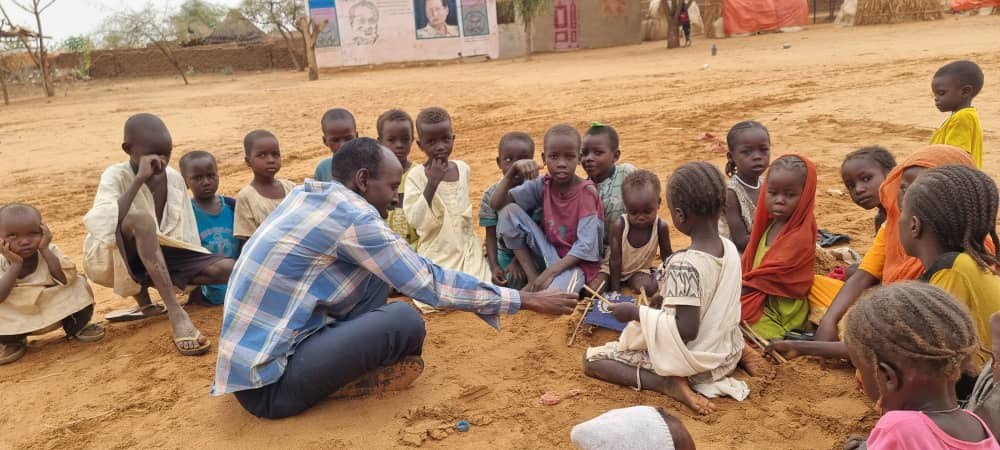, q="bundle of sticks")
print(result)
[740,321,788,364]
[855,0,945,25]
